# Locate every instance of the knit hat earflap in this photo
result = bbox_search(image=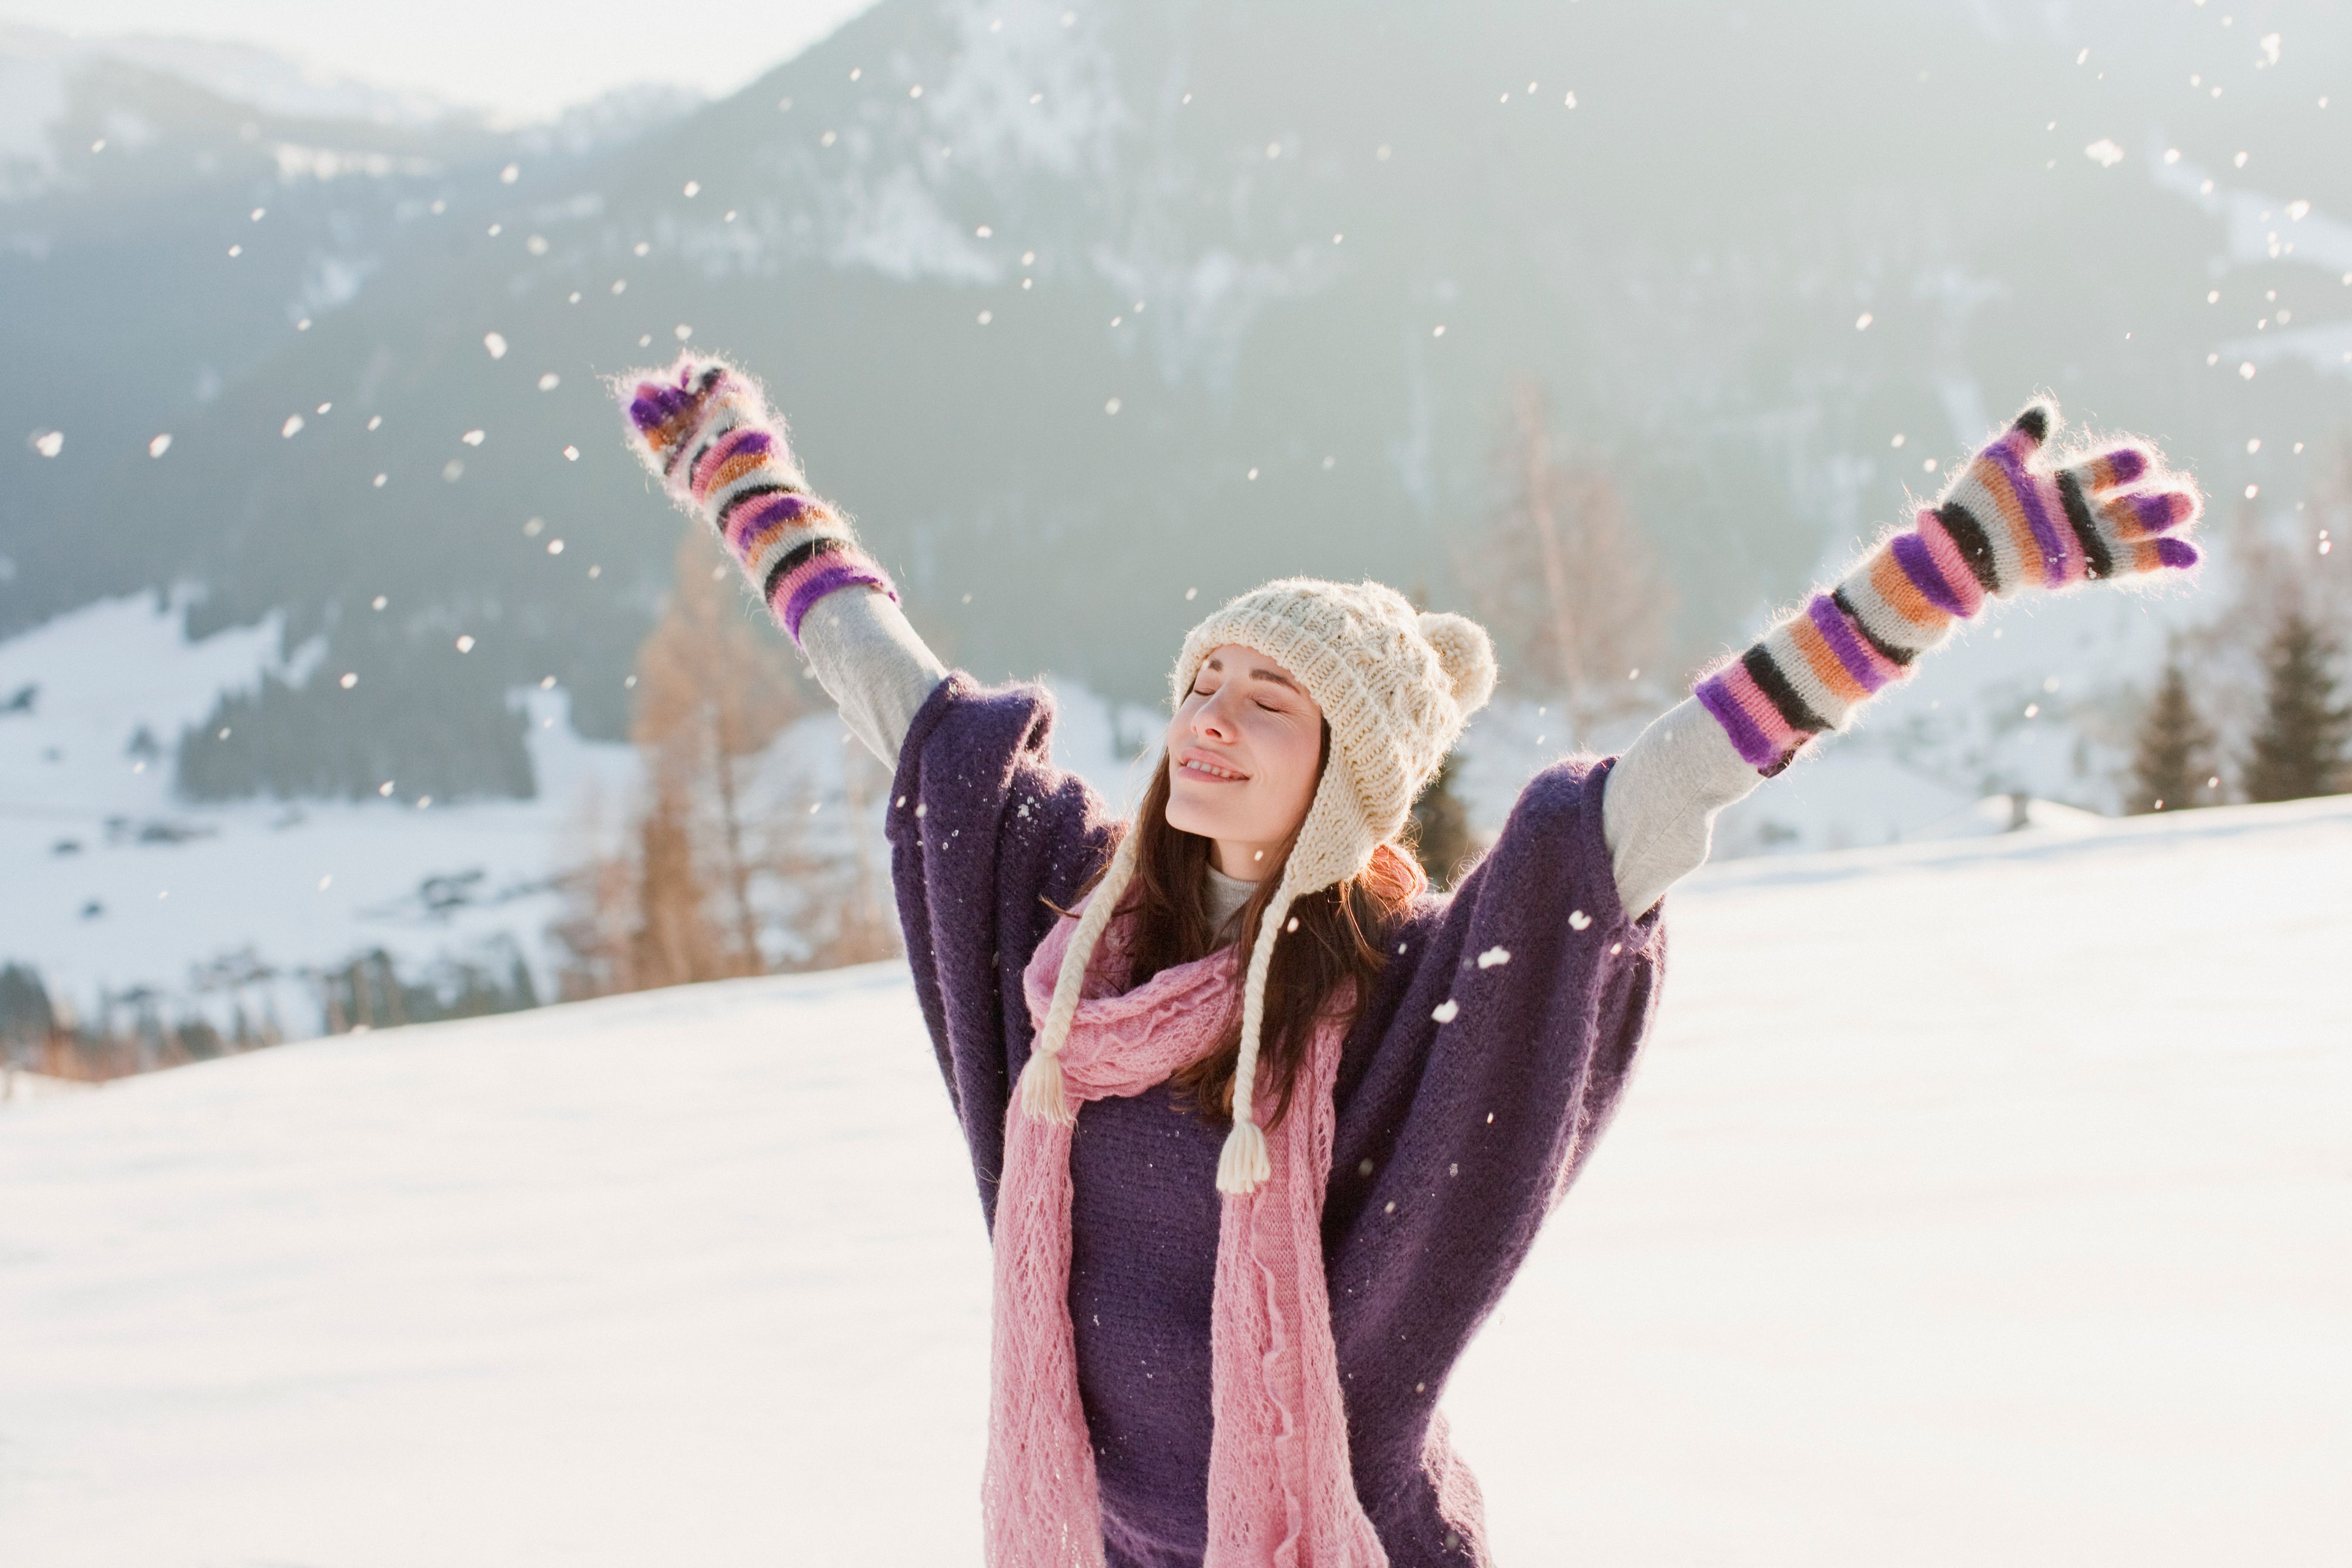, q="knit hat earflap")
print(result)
[1015,578,1498,1193]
